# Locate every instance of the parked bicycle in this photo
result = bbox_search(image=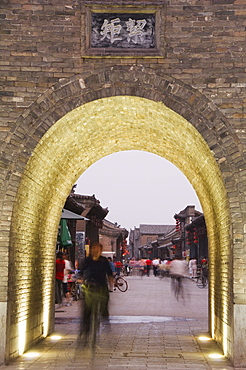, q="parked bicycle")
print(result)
[71,278,83,301]
[196,266,208,288]
[114,275,128,292]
